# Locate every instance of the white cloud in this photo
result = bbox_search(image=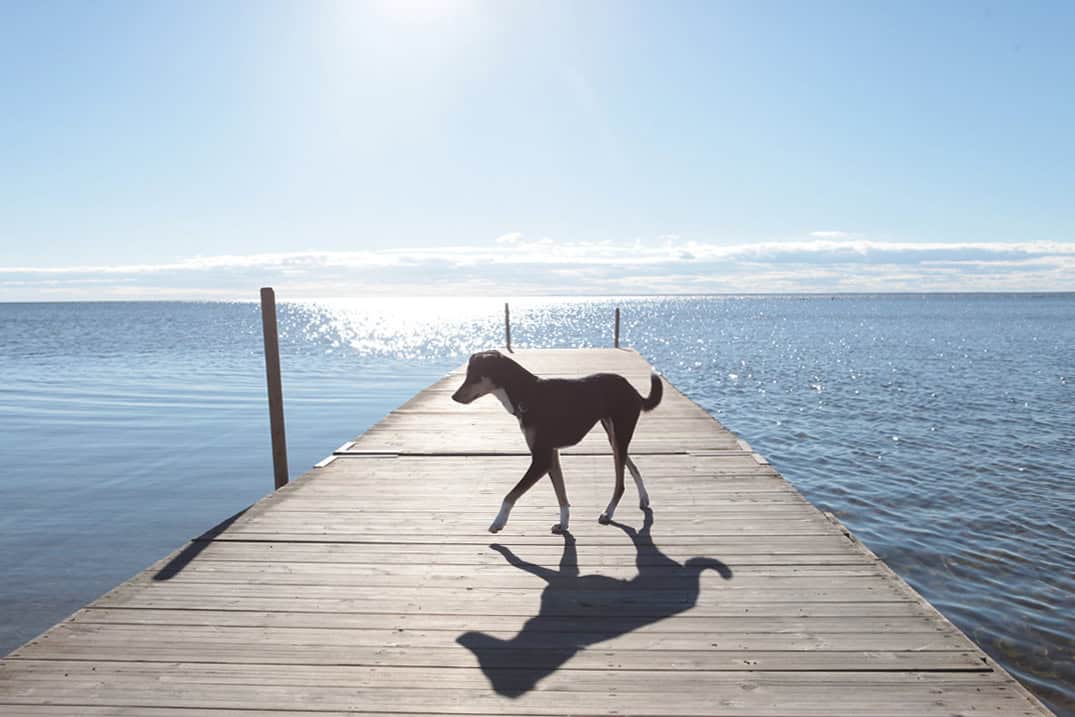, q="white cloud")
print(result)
[6,238,1075,276]
[809,230,853,239]
[2,236,1074,300]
